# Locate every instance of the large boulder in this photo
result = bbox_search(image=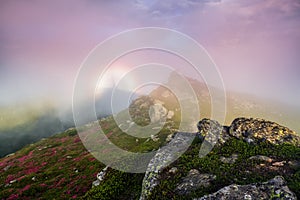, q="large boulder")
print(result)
[229,118,300,146]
